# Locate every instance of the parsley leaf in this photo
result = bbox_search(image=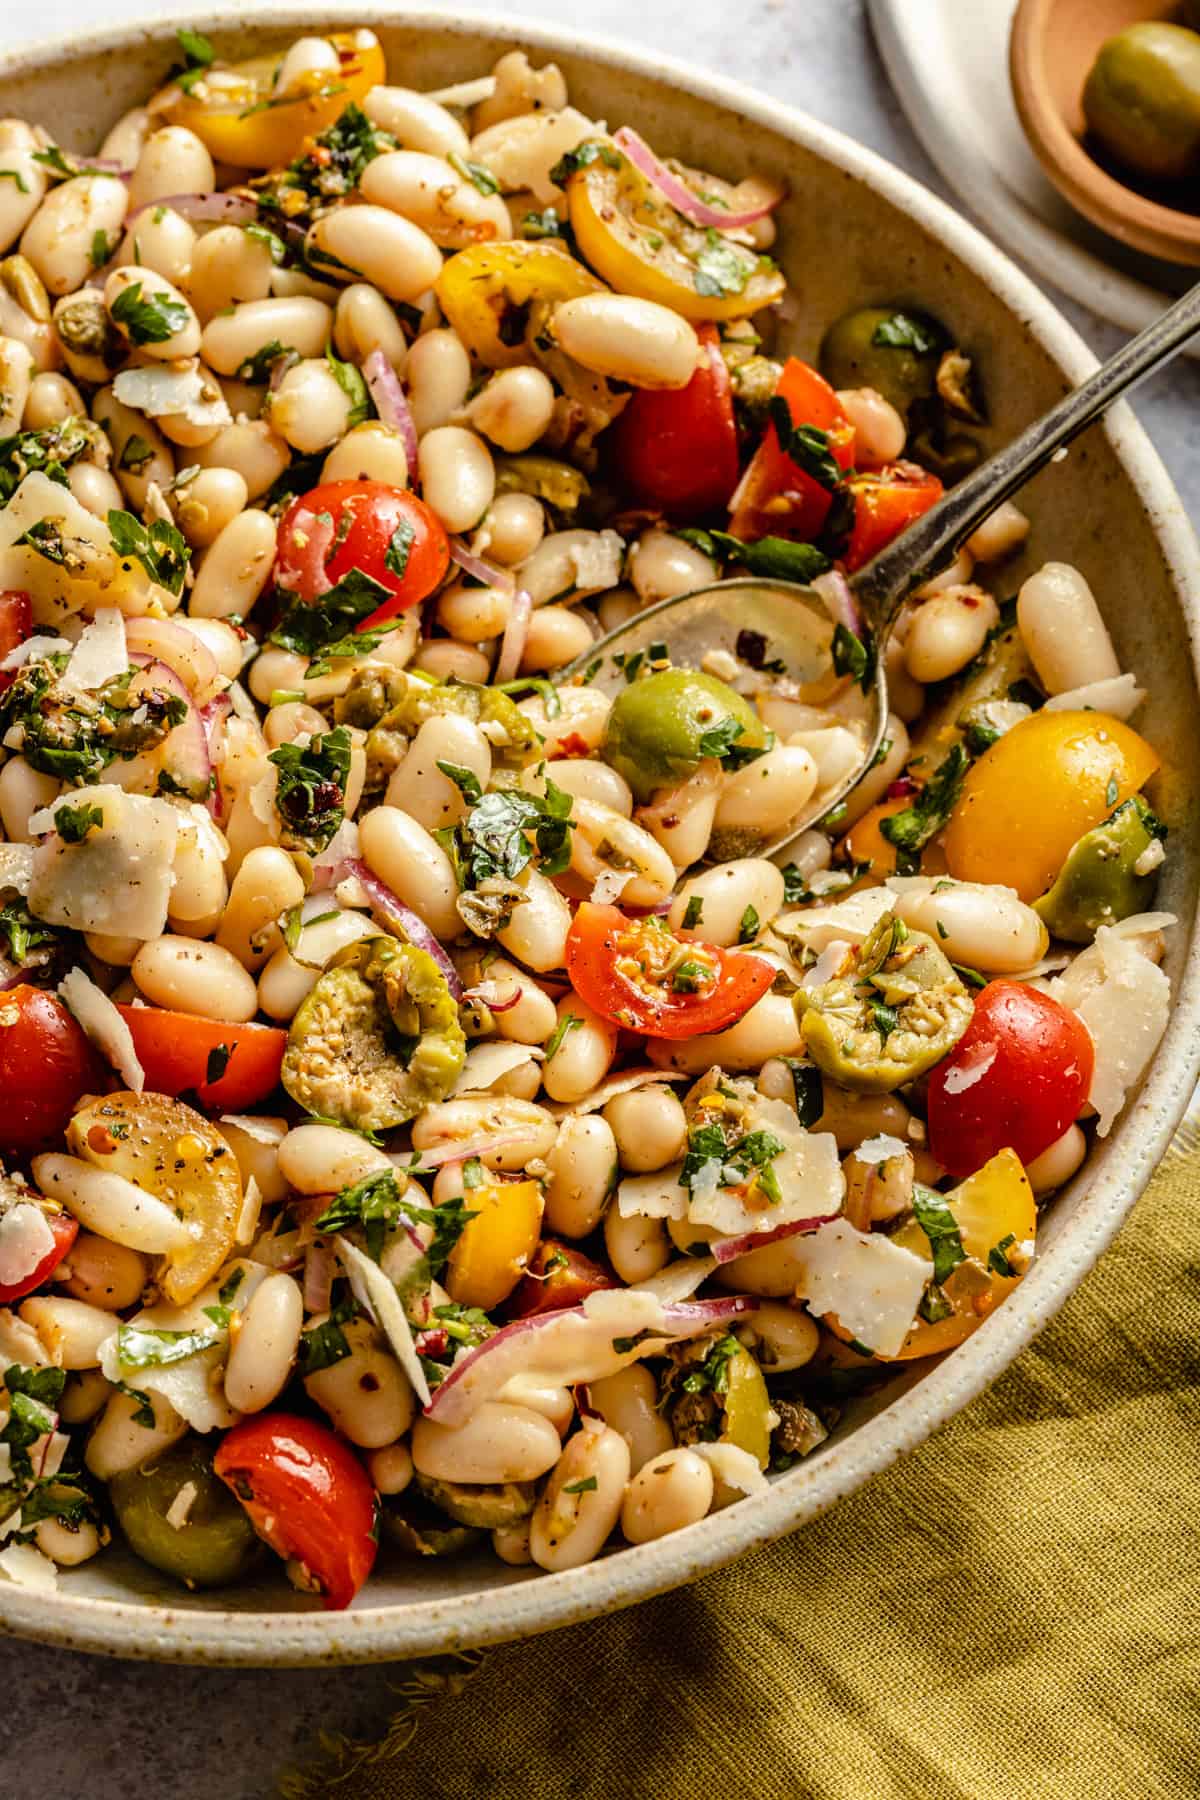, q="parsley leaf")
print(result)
[549,141,623,185]
[682,895,704,930]
[0,899,61,965]
[681,1332,740,1396]
[174,27,216,93]
[384,518,415,580]
[988,1233,1018,1278]
[780,1058,823,1128]
[316,1169,476,1271]
[831,622,875,689]
[737,904,760,943]
[0,169,29,194]
[267,724,352,851]
[435,760,483,804]
[298,1297,358,1374]
[53,800,104,844]
[678,526,831,585]
[544,1011,583,1061]
[270,564,392,660]
[110,280,191,346]
[115,1324,220,1368]
[204,1043,232,1087]
[107,508,190,595]
[449,776,575,889]
[235,339,295,383]
[448,152,500,195]
[769,396,842,492]
[680,1120,785,1205]
[562,1475,599,1495]
[243,222,287,264]
[879,745,969,872]
[325,346,371,429]
[694,230,751,299]
[911,1184,967,1286]
[871,311,943,355]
